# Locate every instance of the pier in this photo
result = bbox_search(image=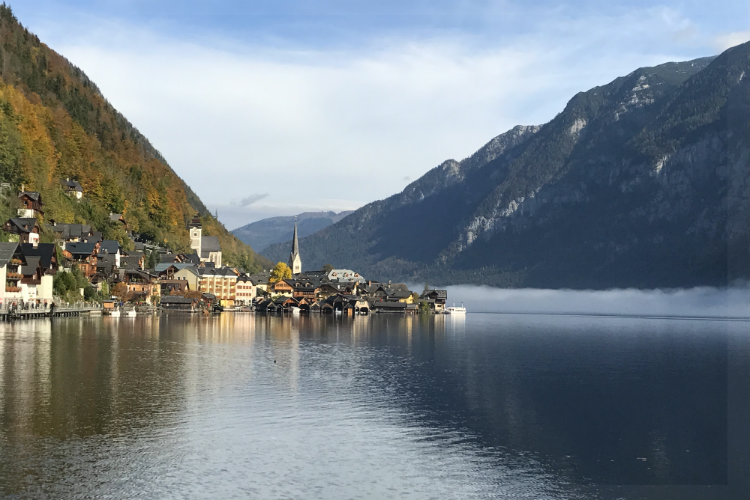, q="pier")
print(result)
[0,303,102,321]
